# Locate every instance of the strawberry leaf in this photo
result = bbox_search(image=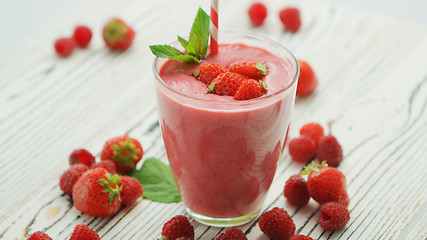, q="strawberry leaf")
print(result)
[256,61,268,75]
[129,158,181,203]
